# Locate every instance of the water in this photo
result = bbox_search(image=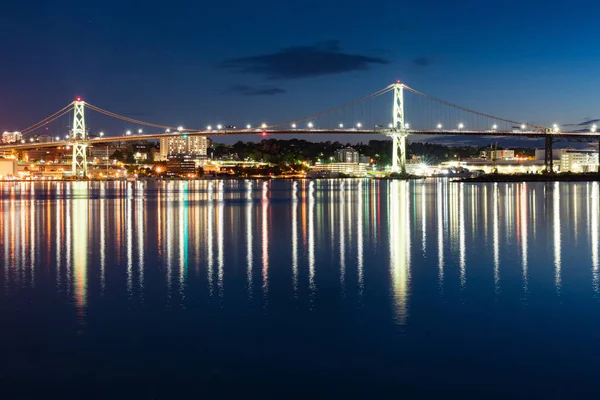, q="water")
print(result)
[1,179,600,398]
